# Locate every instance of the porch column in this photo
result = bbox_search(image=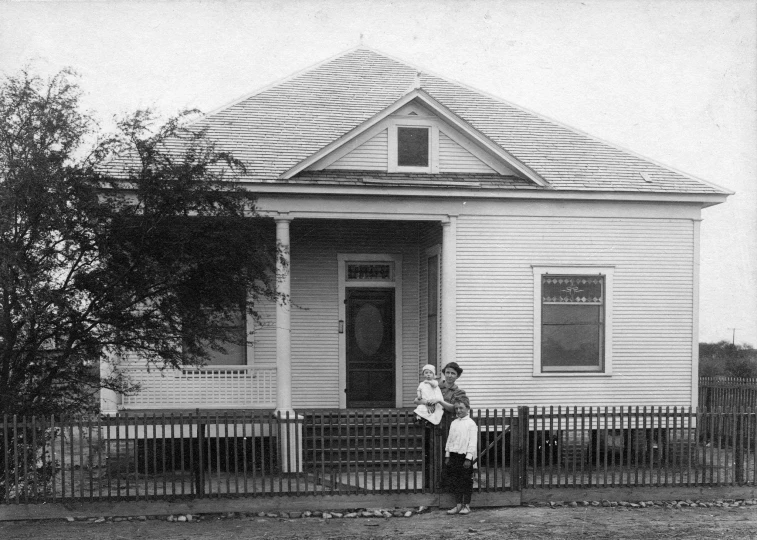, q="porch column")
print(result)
[275,217,293,414]
[441,217,457,369]
[274,216,302,473]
